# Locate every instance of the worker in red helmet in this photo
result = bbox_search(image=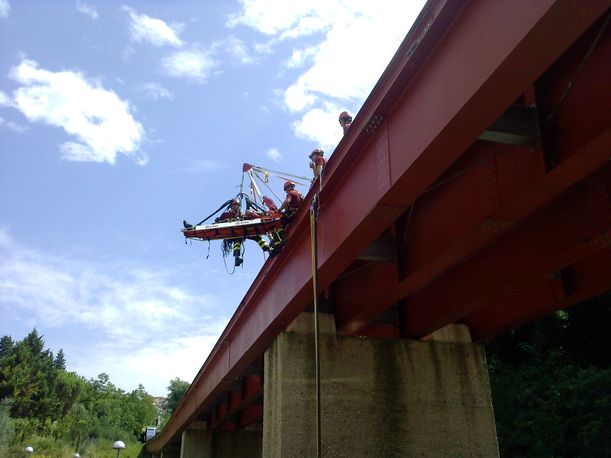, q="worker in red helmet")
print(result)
[183,199,242,230]
[215,200,245,266]
[309,148,326,181]
[216,199,241,222]
[271,180,303,250]
[339,111,352,134]
[279,181,303,222]
[183,199,241,230]
[216,199,272,266]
